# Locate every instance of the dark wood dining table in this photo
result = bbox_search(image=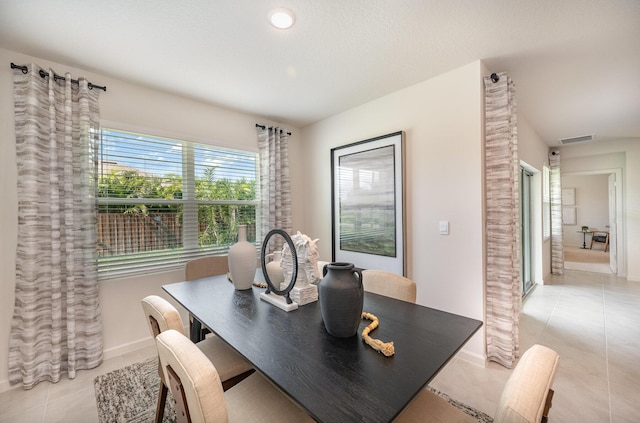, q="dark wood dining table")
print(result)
[163,270,482,423]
